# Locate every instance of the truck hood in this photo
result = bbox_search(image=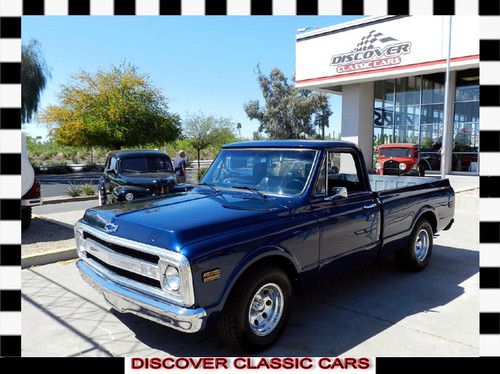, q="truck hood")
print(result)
[118,173,175,186]
[80,190,291,253]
